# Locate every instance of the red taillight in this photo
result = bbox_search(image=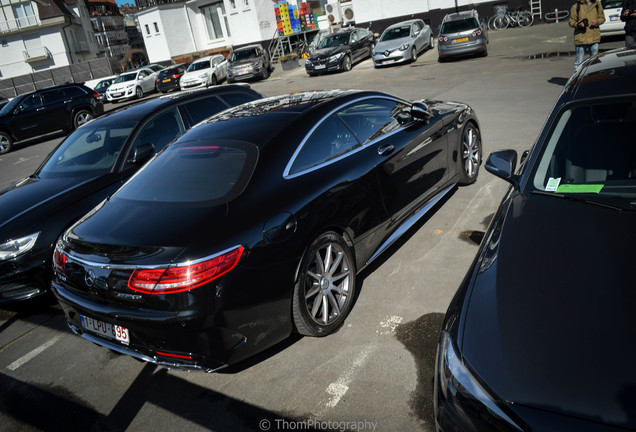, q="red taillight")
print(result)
[438,36,448,42]
[92,92,100,99]
[53,247,66,273]
[156,351,193,360]
[472,29,483,37]
[172,73,182,79]
[128,246,244,295]
[156,78,160,83]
